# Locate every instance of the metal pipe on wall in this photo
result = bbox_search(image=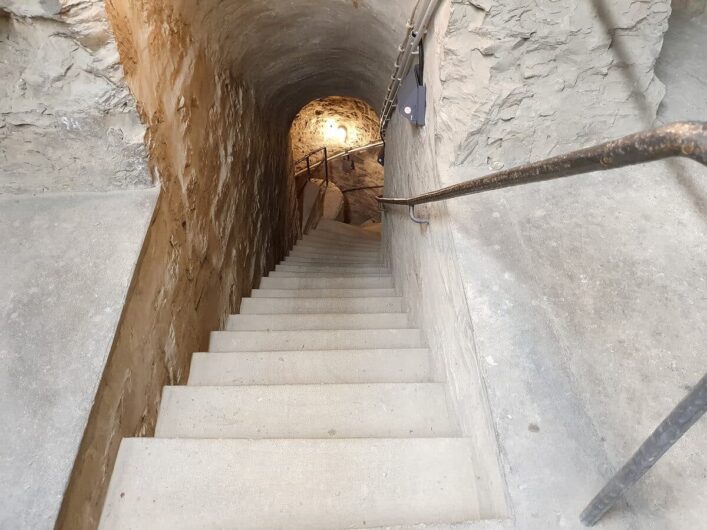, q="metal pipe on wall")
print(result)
[379,0,442,137]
